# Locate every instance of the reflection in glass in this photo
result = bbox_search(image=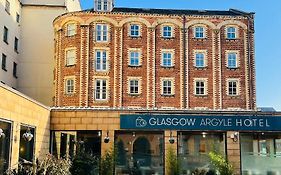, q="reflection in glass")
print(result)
[241,133,281,175]
[115,131,164,175]
[178,132,226,174]
[19,126,35,162]
[0,121,11,174]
